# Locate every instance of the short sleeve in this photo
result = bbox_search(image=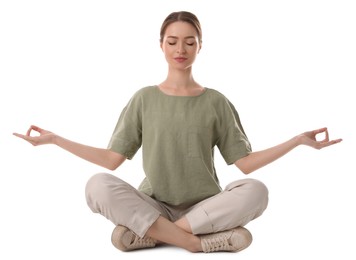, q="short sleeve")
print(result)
[216,100,252,165]
[107,92,142,159]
